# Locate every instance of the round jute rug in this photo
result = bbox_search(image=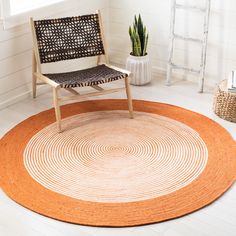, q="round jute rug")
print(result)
[0,100,235,227]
